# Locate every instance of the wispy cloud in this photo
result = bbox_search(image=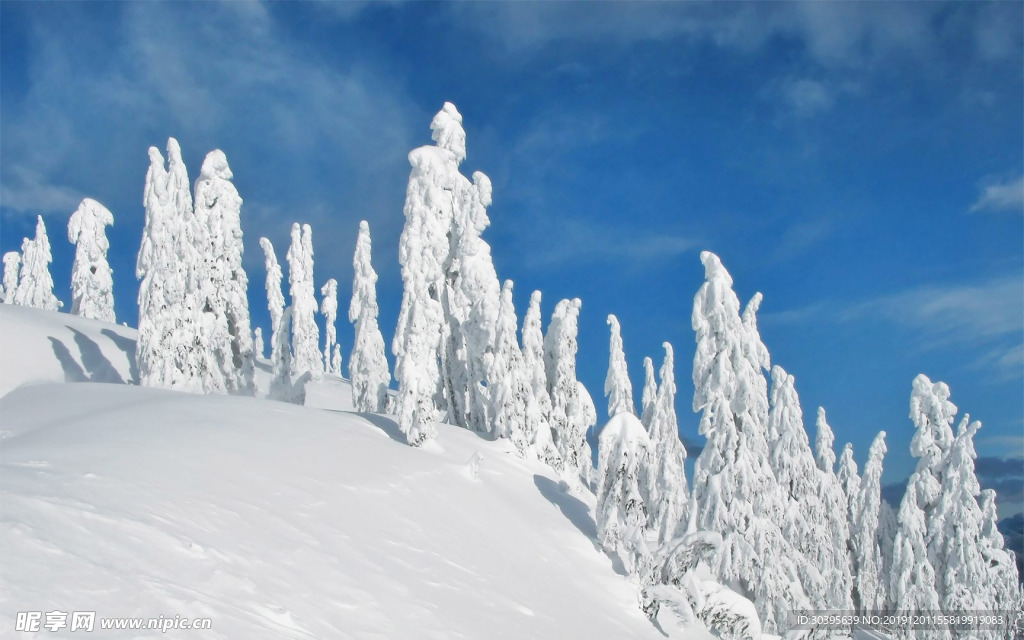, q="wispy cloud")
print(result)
[0,165,84,217]
[524,216,696,271]
[970,174,1024,214]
